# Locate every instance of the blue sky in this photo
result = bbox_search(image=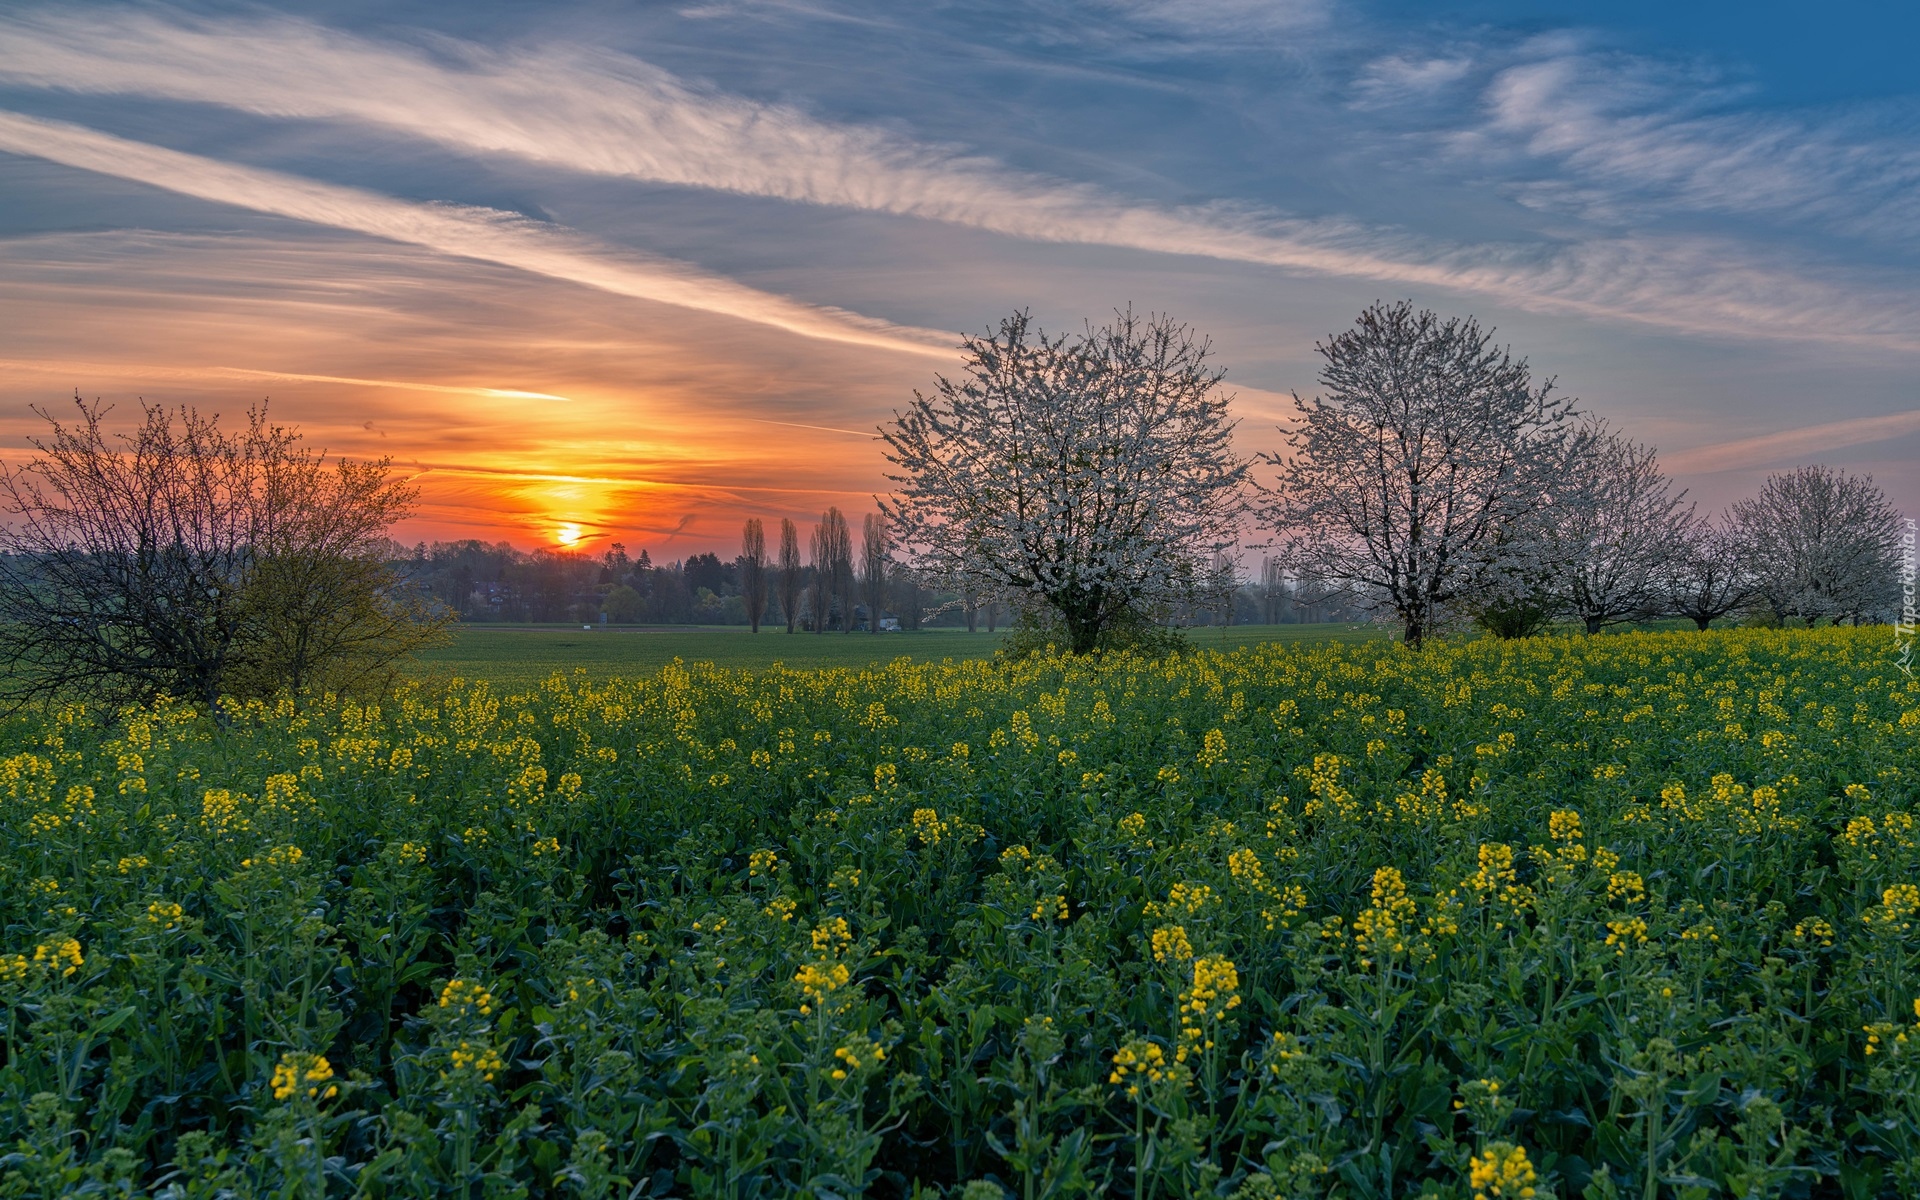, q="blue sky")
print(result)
[0,0,1912,548]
